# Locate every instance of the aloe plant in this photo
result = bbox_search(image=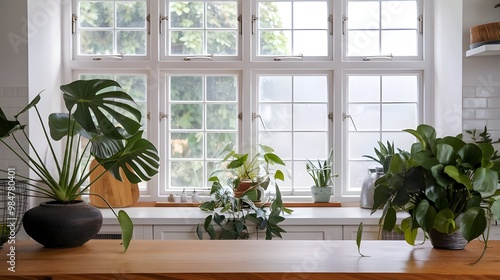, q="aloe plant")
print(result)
[306,148,337,187]
[0,79,160,251]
